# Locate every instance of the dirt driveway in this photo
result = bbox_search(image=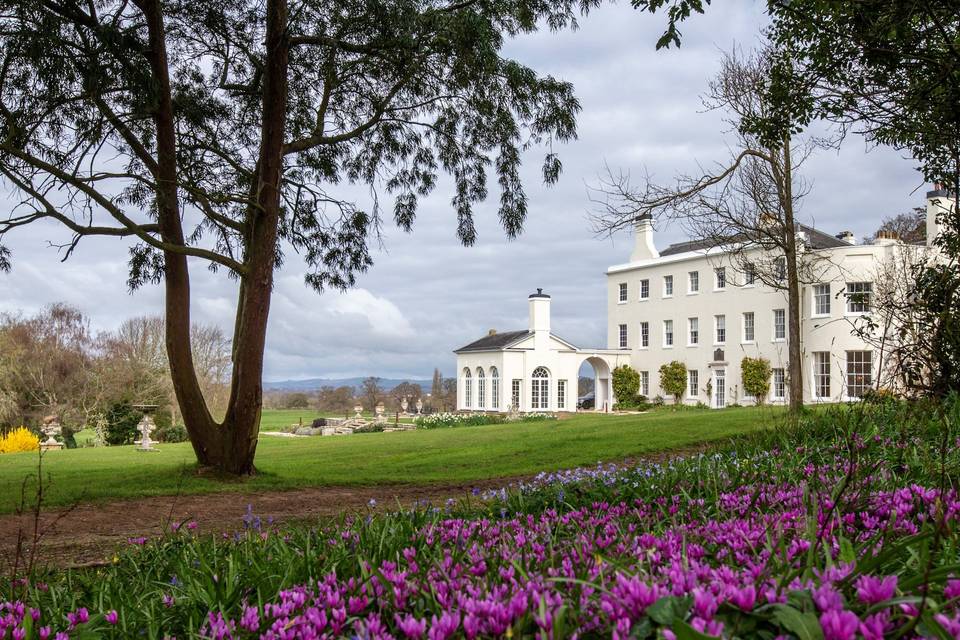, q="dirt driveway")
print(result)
[0,478,516,568]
